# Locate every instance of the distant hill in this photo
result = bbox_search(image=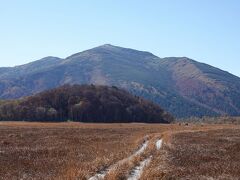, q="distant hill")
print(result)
[0,85,174,123]
[0,44,240,118]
